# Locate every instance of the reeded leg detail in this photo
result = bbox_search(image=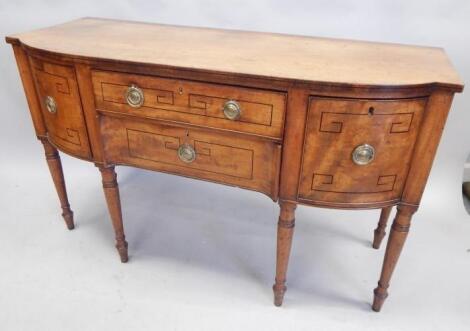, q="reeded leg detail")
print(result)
[273,201,297,307]
[372,204,417,312]
[41,138,74,230]
[98,165,128,263]
[372,206,393,249]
